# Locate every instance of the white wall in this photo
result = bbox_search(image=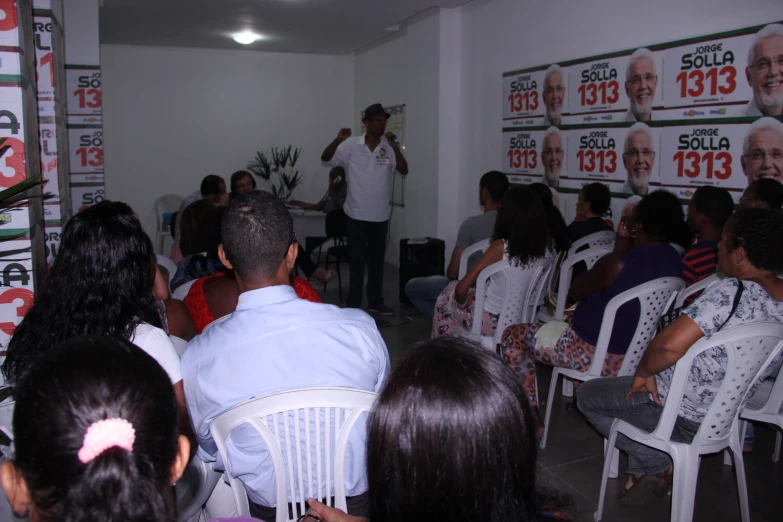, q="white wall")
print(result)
[101,44,354,239]
[354,9,442,267]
